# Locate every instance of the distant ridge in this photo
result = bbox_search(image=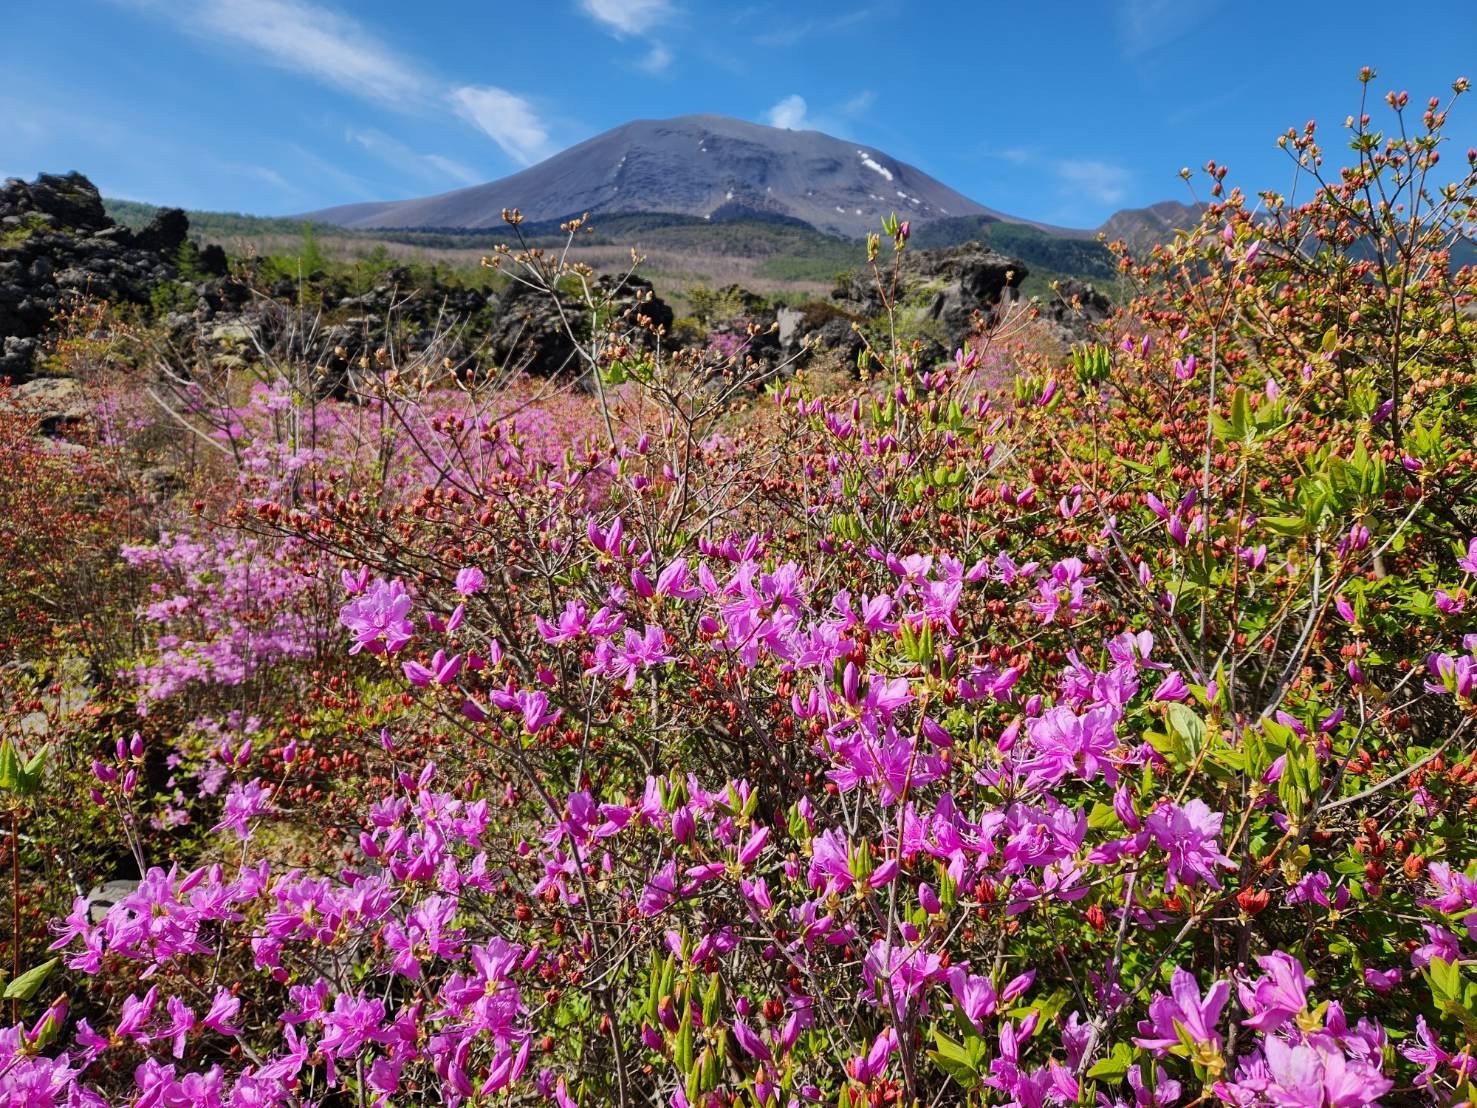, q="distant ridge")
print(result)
[1098,199,1204,252]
